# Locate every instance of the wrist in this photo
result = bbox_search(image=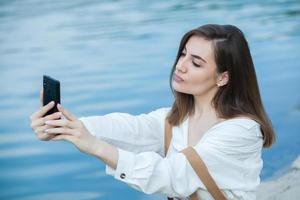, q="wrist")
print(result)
[89,138,104,158]
[90,139,118,170]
